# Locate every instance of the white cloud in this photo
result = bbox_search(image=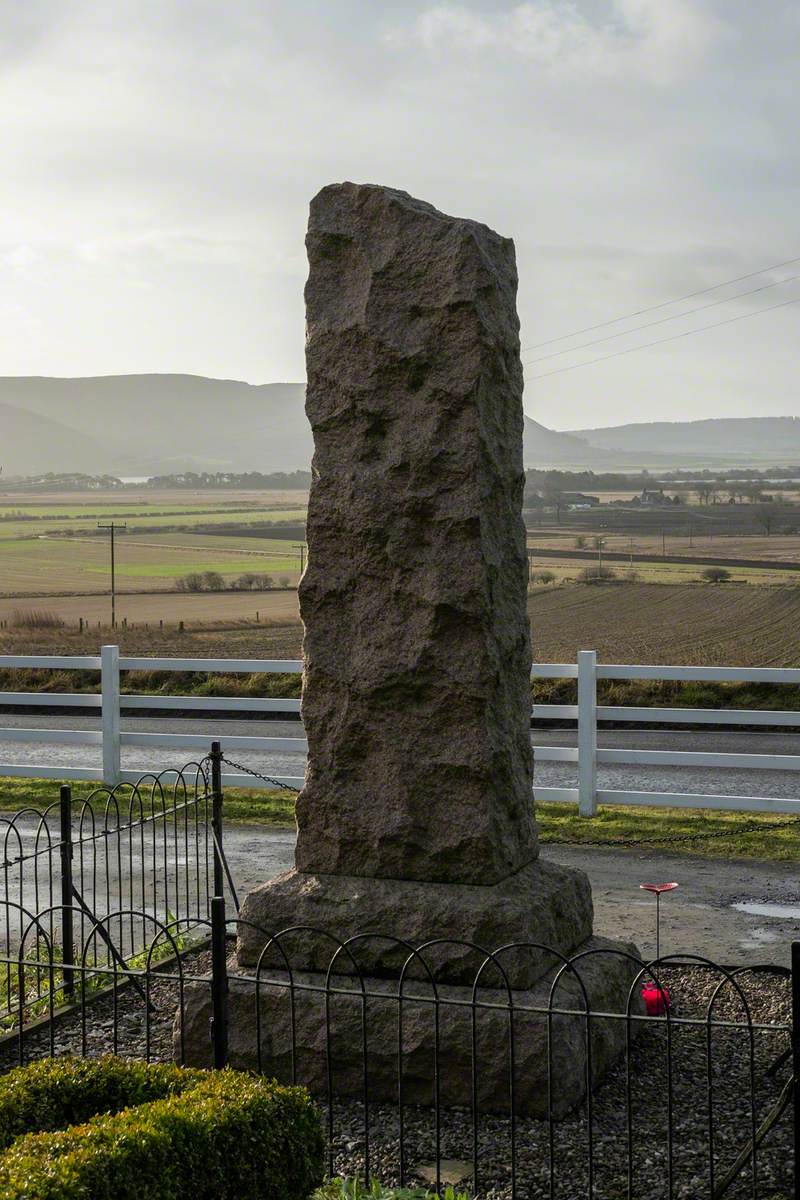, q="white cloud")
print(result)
[396,0,722,83]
